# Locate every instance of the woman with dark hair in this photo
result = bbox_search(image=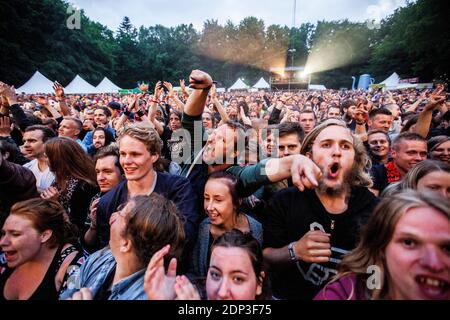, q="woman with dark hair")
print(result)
[189,171,263,279]
[0,198,86,300]
[41,137,99,231]
[87,127,116,156]
[62,194,185,300]
[144,229,268,300]
[315,190,450,300]
[202,111,216,133]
